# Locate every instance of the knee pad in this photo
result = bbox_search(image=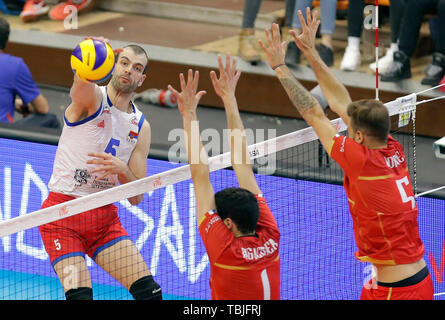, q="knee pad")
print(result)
[129,275,162,300]
[65,287,93,300]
